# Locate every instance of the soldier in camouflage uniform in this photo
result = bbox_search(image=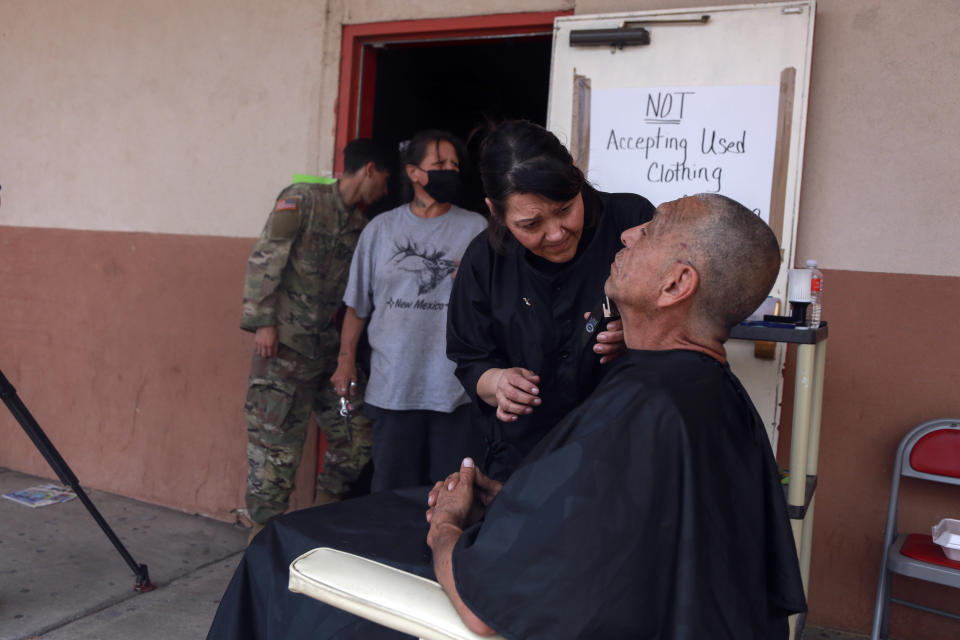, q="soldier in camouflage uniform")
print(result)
[241,139,390,537]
